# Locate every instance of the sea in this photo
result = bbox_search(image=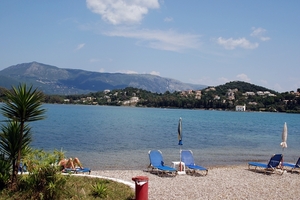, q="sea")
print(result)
[0,104,299,170]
